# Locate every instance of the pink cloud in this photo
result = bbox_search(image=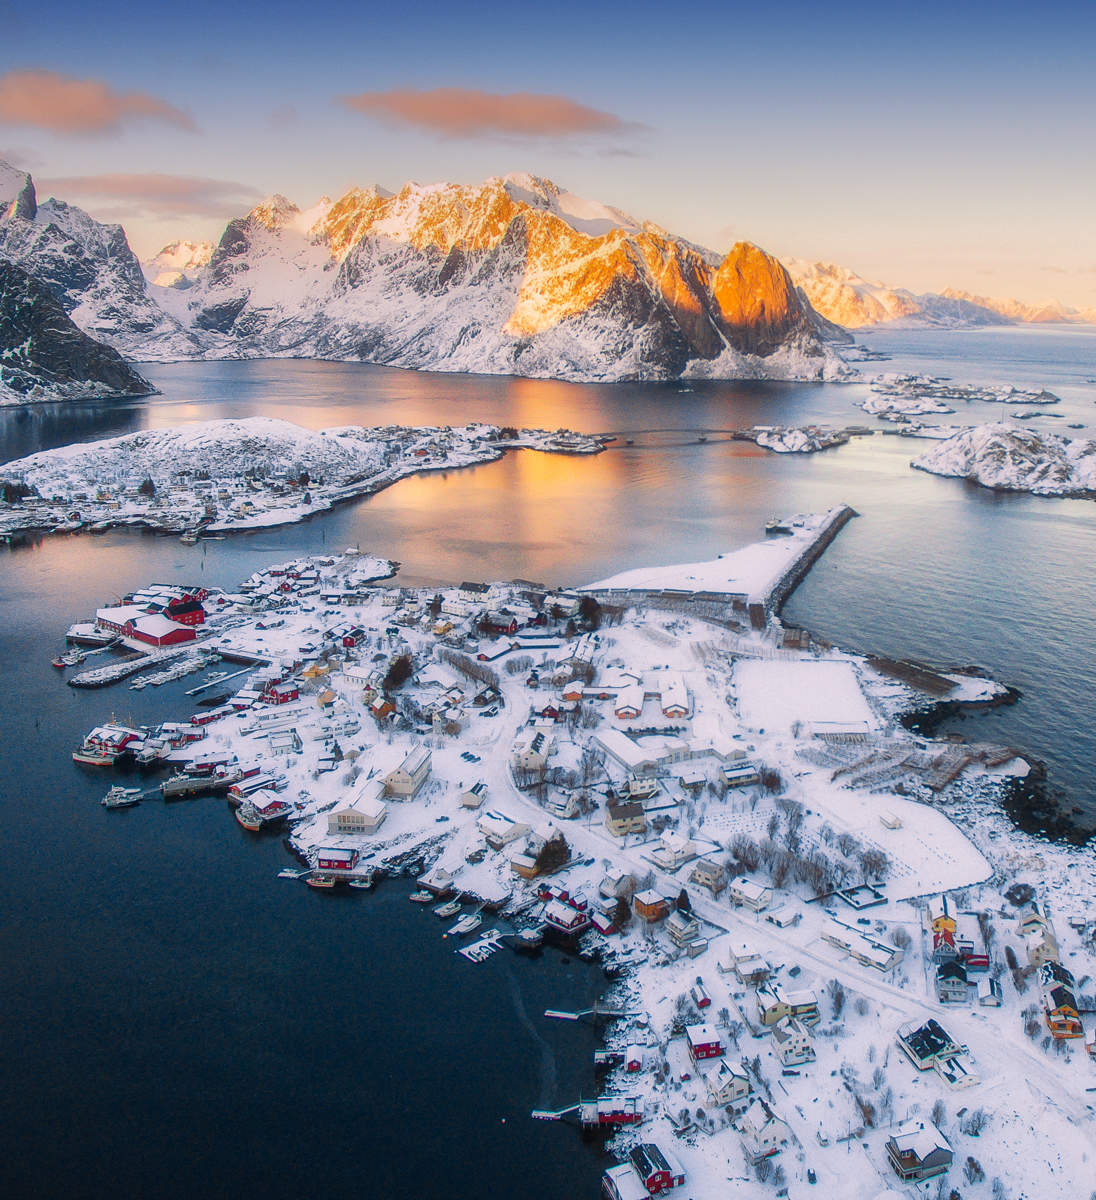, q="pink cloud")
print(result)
[0,70,195,135]
[40,173,261,217]
[339,86,632,139]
